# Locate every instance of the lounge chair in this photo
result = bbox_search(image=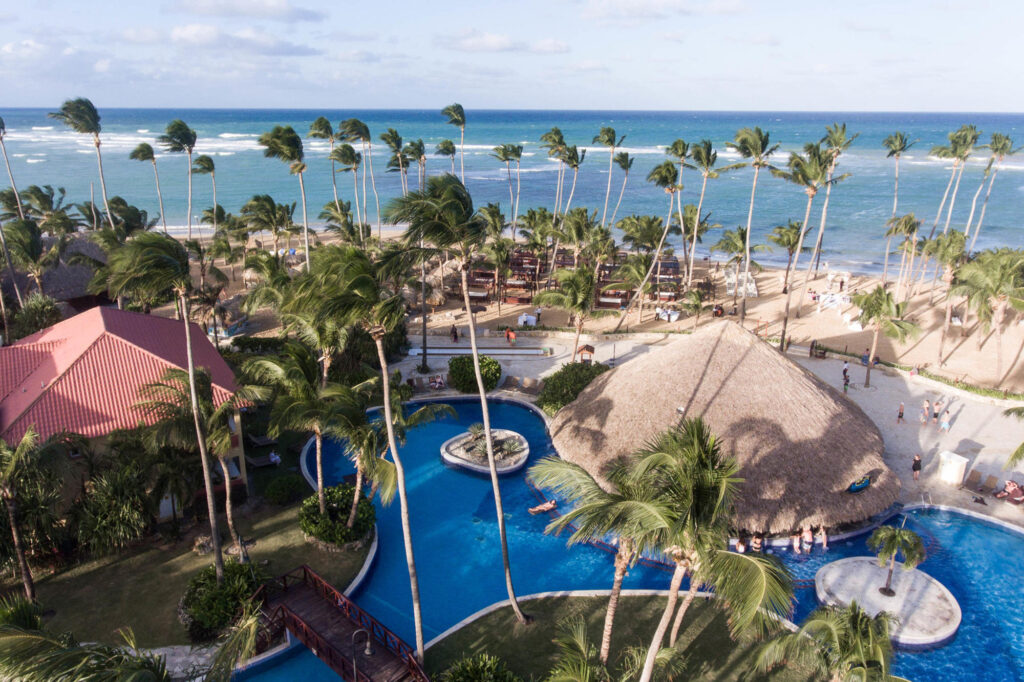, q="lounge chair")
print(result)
[500,375,521,391]
[521,377,542,394]
[245,453,278,468]
[414,377,427,392]
[978,475,999,495]
[247,433,277,448]
[960,470,981,490]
